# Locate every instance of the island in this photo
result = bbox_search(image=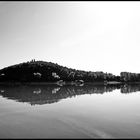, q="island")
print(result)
[0,59,140,86]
